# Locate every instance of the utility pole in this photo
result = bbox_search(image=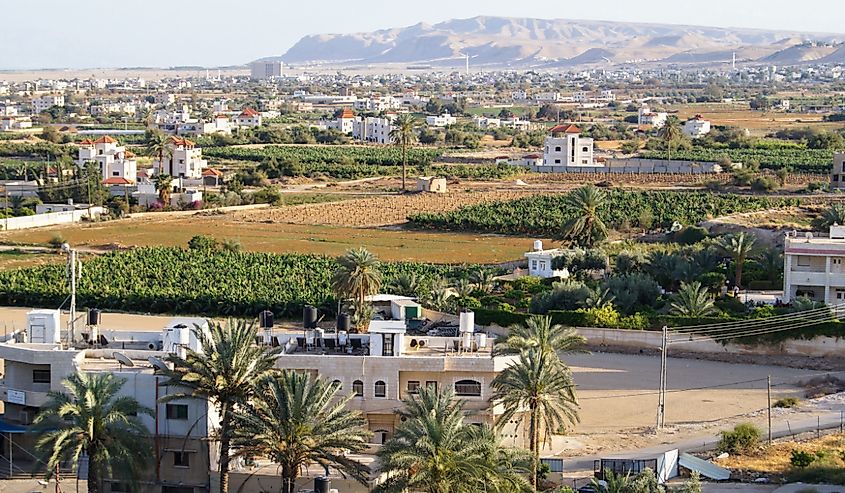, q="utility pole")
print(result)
[657,325,668,430]
[767,375,773,445]
[62,244,78,346]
